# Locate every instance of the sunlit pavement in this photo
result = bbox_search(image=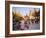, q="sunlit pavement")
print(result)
[28,23,40,30]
